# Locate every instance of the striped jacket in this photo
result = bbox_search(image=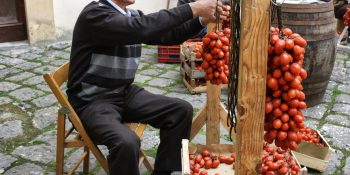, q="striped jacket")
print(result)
[67,0,204,109]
